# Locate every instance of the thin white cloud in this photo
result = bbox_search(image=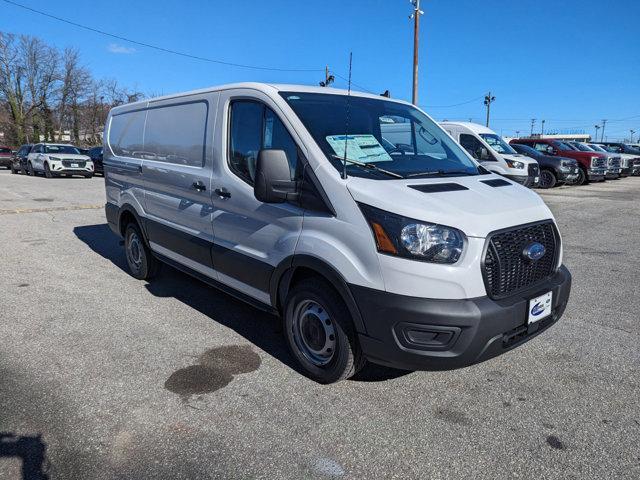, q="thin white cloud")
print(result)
[107,43,136,54]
